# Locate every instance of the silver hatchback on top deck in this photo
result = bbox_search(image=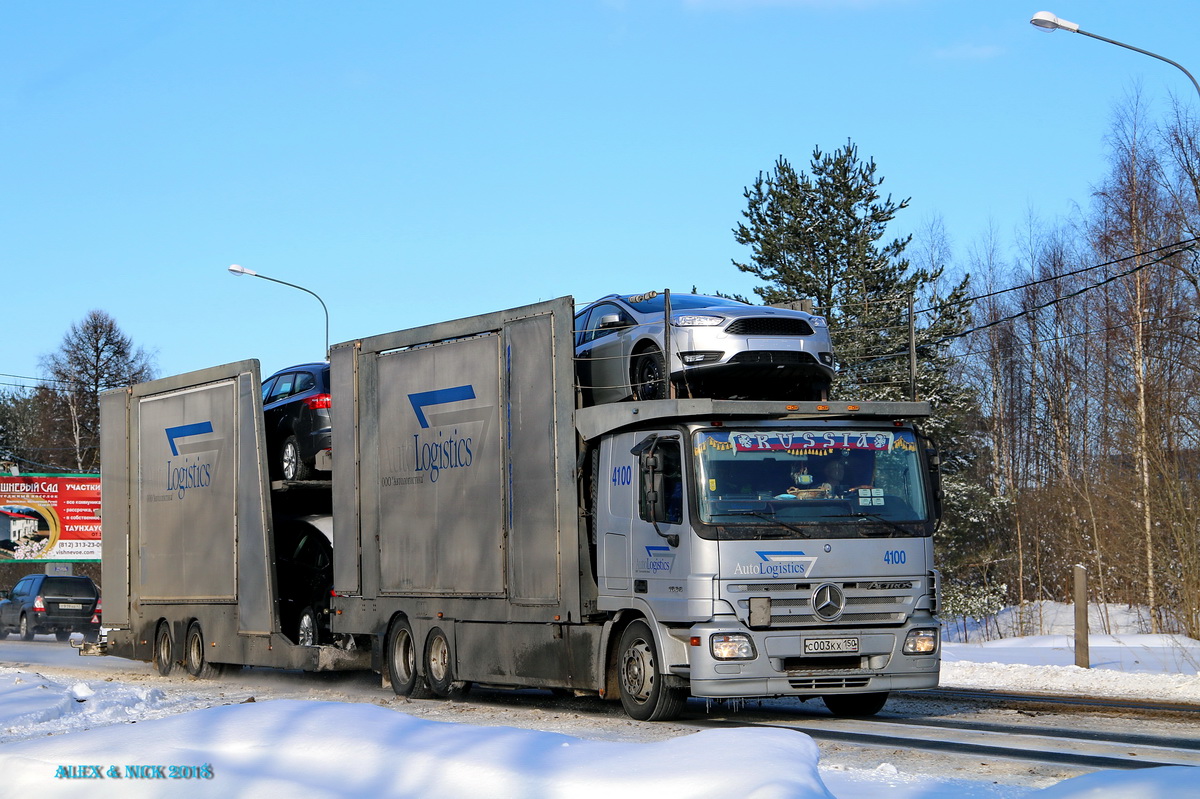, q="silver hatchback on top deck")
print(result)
[574,291,835,405]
